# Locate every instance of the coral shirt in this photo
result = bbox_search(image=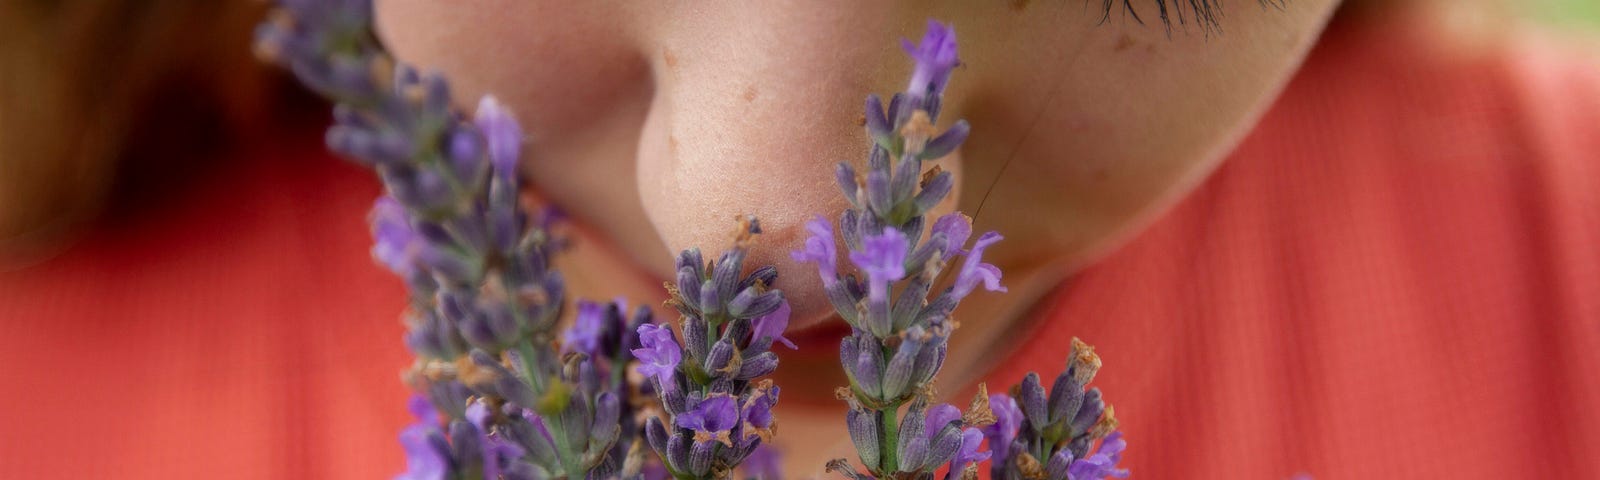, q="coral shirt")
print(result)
[2,17,1597,480]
